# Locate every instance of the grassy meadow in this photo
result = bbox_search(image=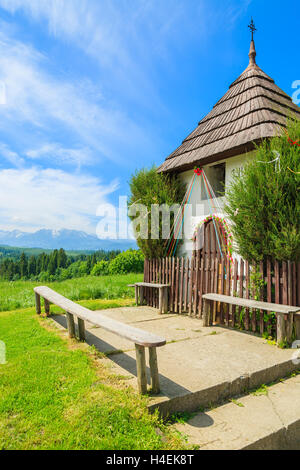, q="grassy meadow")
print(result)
[0,271,189,449]
[0,308,186,450]
[0,273,143,312]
